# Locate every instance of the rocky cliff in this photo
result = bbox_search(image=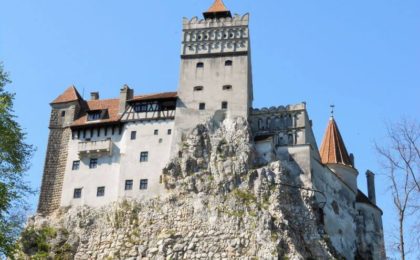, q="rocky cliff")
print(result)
[17,118,342,259]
